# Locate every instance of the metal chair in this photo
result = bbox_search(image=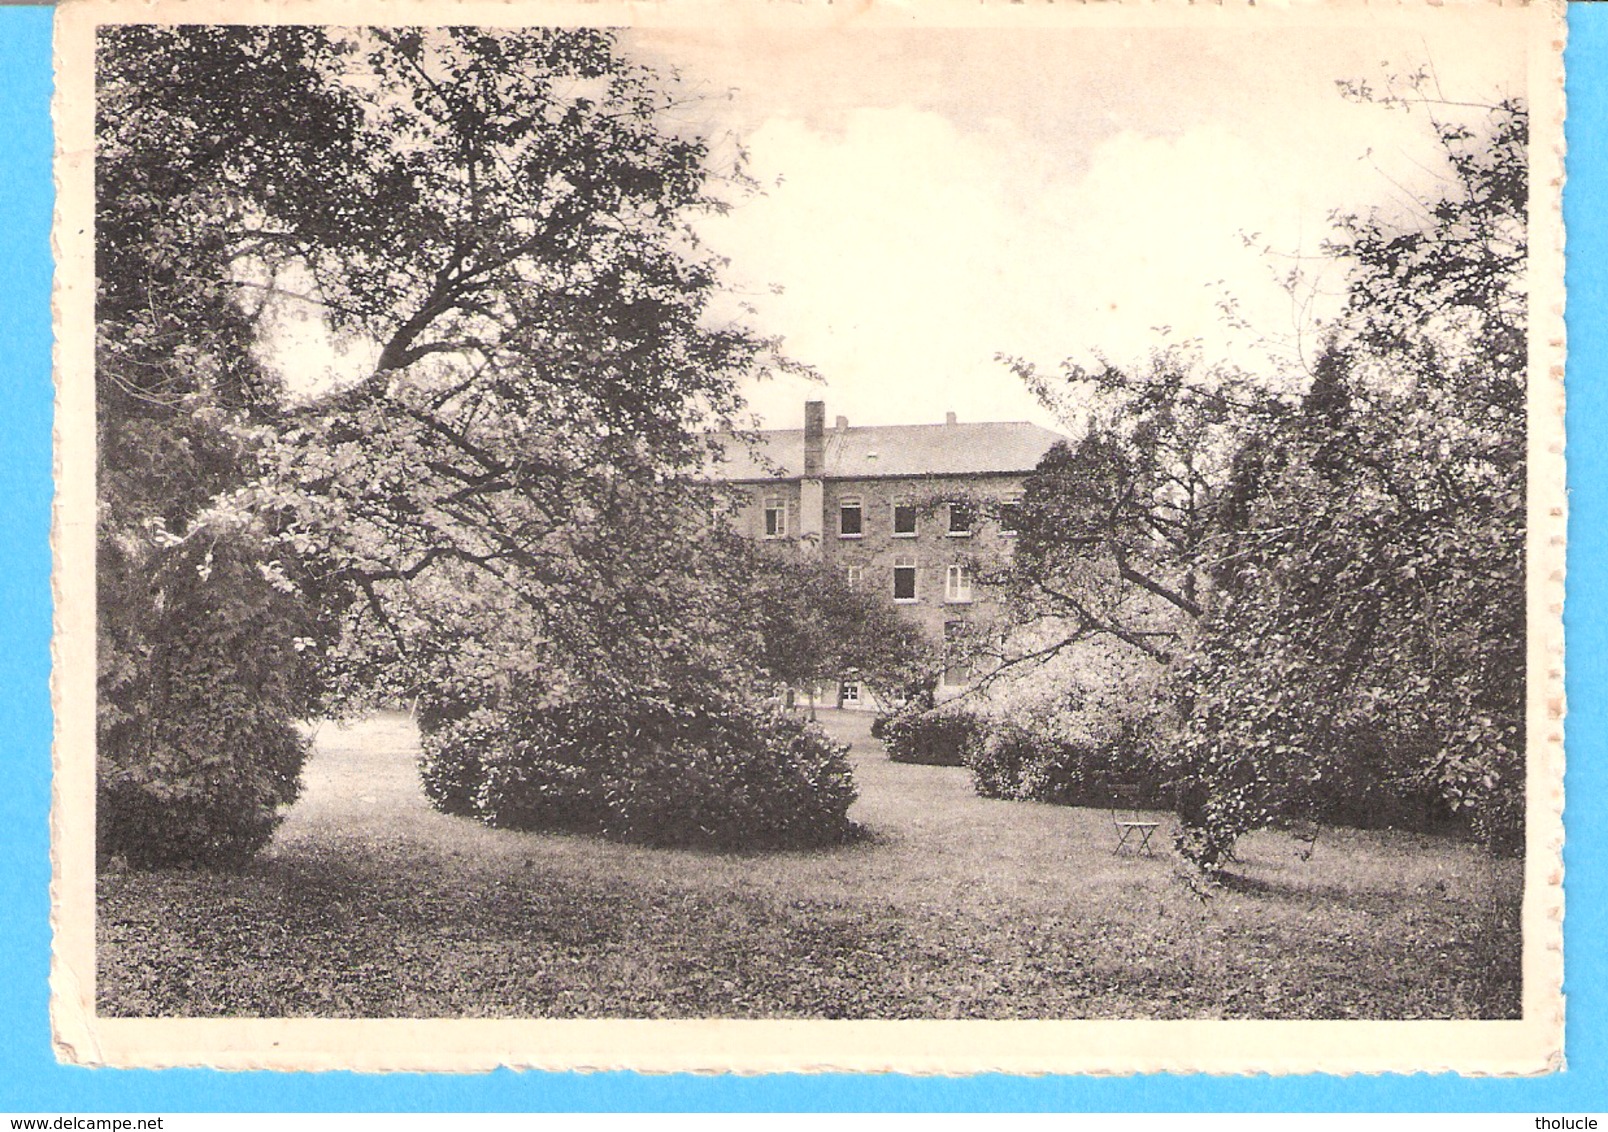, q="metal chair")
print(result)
[1109,784,1161,857]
